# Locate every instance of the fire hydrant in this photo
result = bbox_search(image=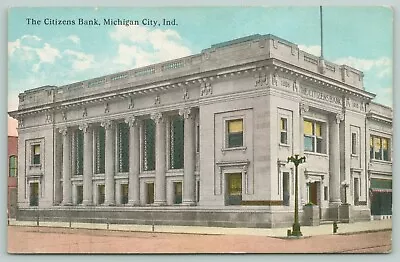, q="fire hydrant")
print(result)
[333,221,339,234]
